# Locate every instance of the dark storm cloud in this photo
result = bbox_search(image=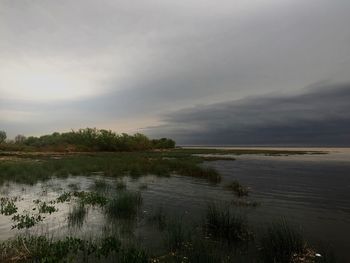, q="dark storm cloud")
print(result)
[146,83,350,146]
[1,0,350,141]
